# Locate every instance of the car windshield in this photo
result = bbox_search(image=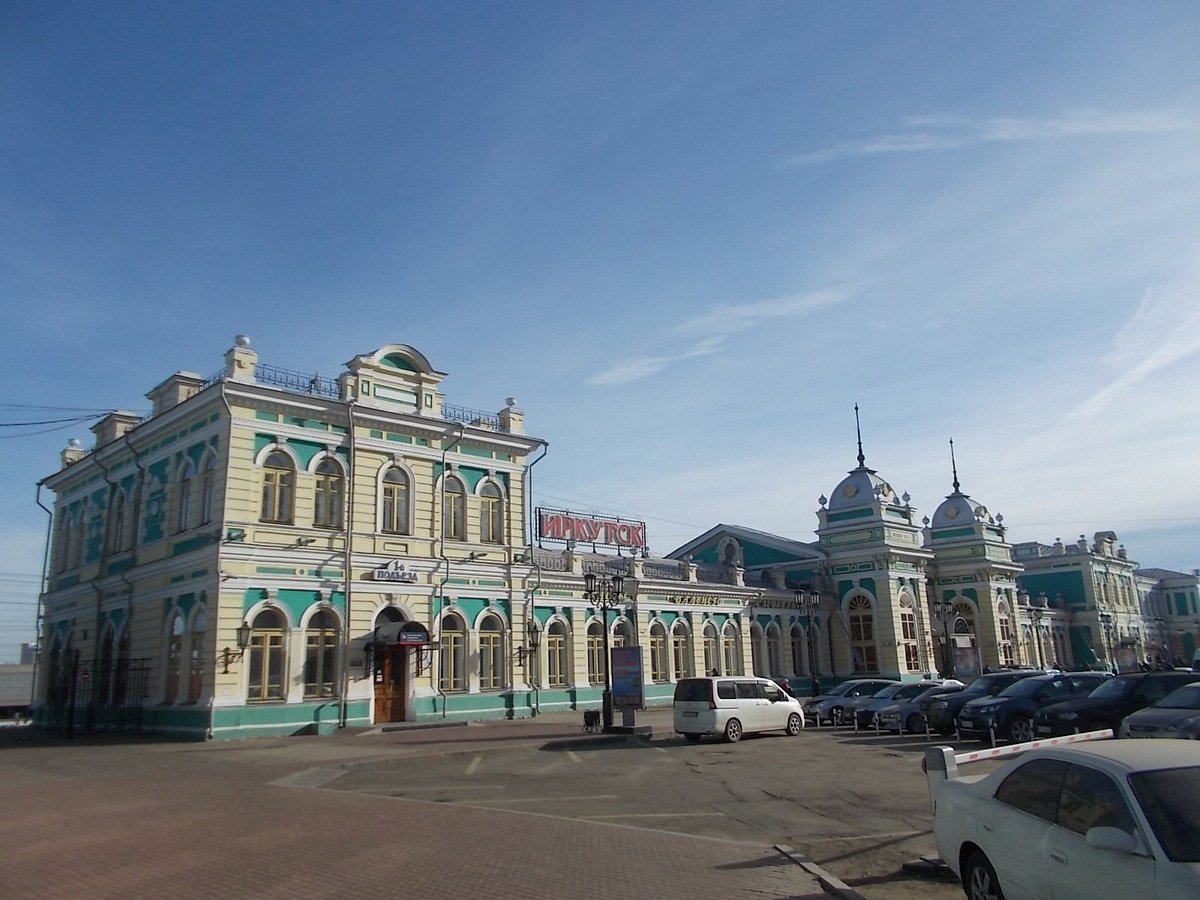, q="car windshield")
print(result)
[1129,767,1200,862]
[873,684,905,699]
[913,686,949,703]
[827,682,859,697]
[1088,678,1136,699]
[1155,685,1200,710]
[999,678,1048,698]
